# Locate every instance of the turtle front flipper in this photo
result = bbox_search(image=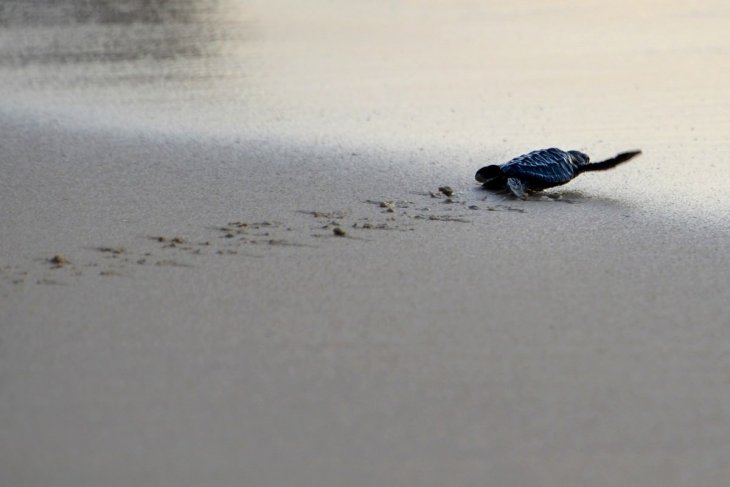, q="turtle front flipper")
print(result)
[507,178,528,200]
